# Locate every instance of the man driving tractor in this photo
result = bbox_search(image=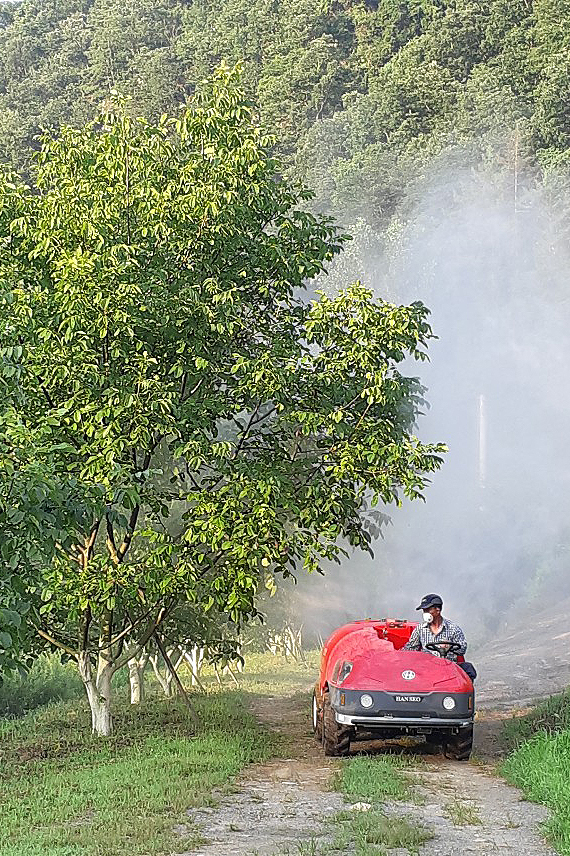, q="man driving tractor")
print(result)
[404,593,467,662]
